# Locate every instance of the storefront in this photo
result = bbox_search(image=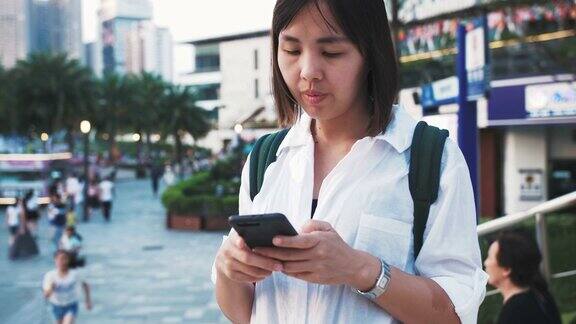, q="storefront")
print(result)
[482,76,576,215]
